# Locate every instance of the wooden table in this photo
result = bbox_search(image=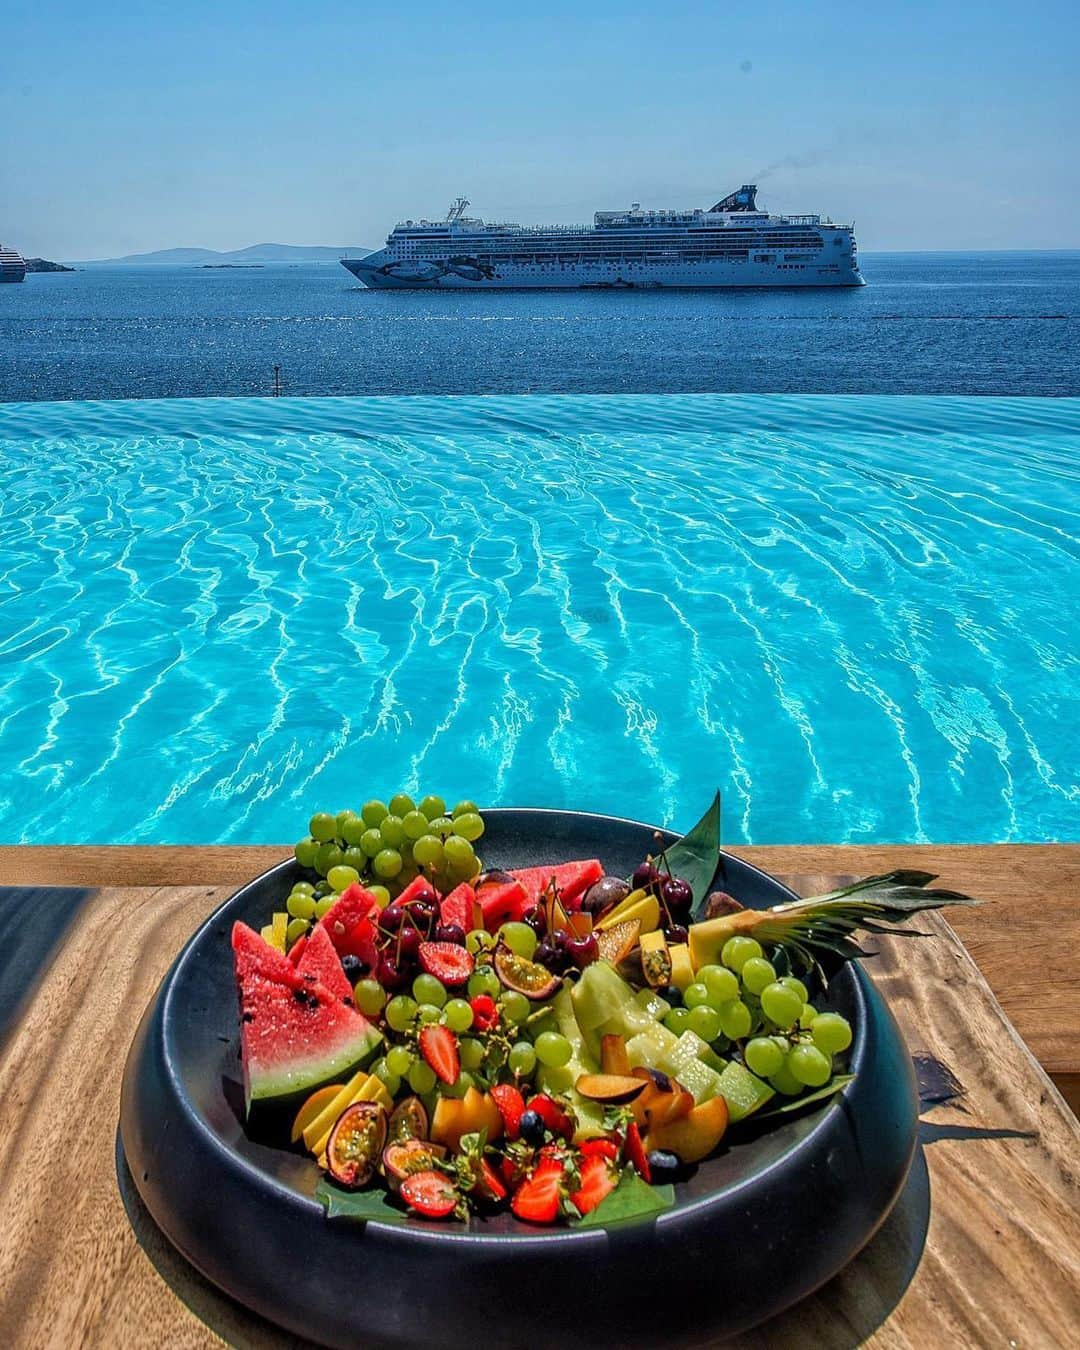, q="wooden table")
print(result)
[1,848,1078,1347]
